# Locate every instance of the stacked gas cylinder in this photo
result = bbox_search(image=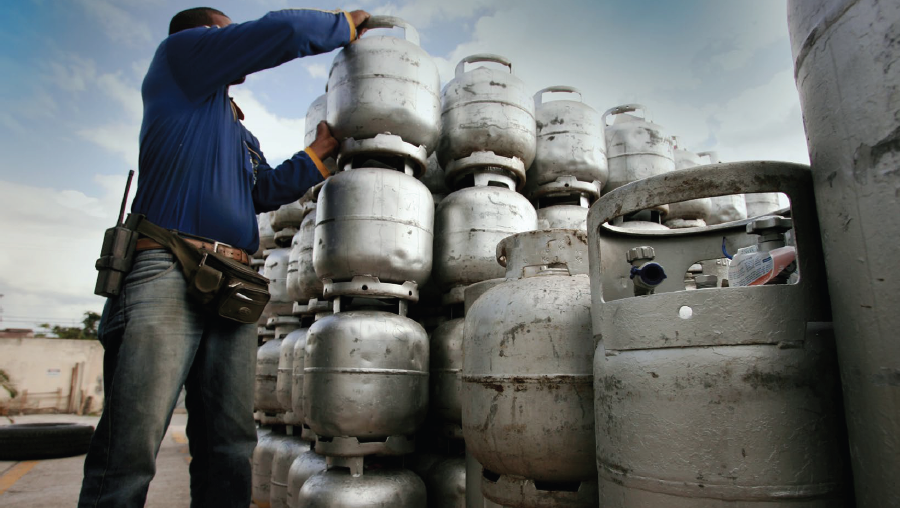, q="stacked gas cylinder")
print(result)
[244,13,856,508]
